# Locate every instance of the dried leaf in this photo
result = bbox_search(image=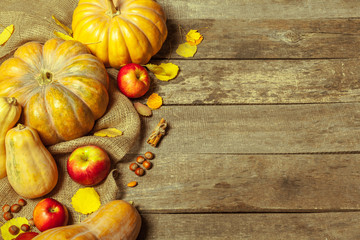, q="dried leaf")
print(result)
[94,128,123,137]
[147,93,163,110]
[186,29,203,46]
[176,42,197,58]
[0,24,14,46]
[145,63,179,81]
[134,102,152,116]
[54,31,74,41]
[1,217,29,240]
[52,15,73,36]
[71,187,101,215]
